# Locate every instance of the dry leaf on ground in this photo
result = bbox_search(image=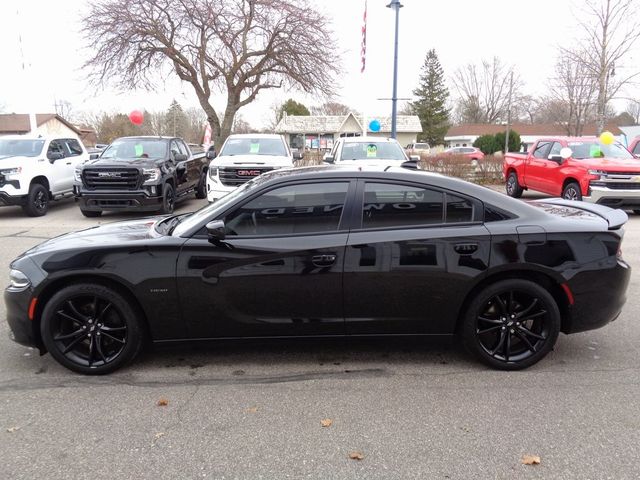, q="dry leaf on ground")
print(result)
[246,407,258,413]
[157,398,169,407]
[521,455,541,465]
[321,419,333,427]
[6,426,20,433]
[154,432,165,439]
[349,451,364,461]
